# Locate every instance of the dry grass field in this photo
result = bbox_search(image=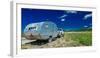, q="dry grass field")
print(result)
[21,31,92,49]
